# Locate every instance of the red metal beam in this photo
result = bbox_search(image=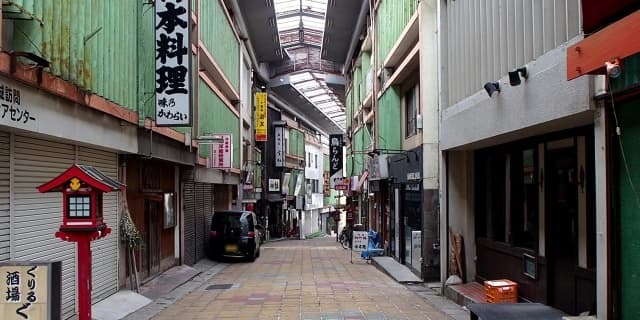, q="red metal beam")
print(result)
[567,9,640,80]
